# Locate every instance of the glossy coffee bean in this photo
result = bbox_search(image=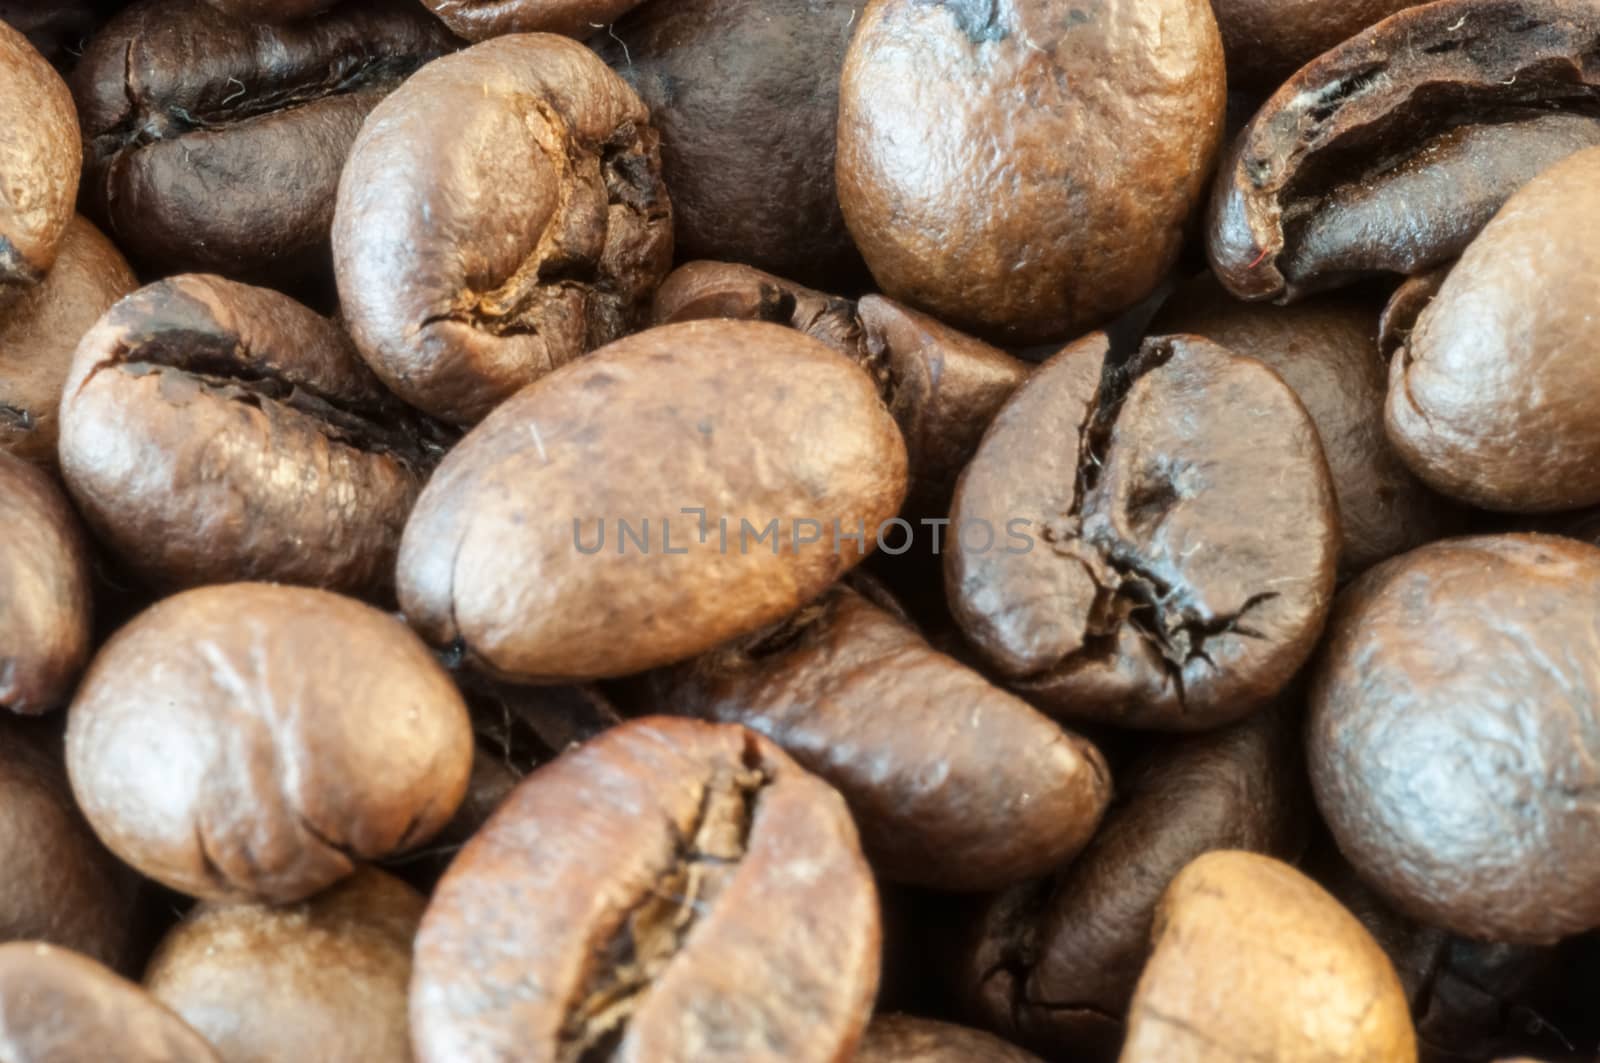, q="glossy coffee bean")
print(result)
[411,717,879,1063]
[1388,147,1600,512]
[71,0,456,284]
[398,320,908,681]
[0,942,219,1063]
[0,216,136,467]
[948,332,1338,730]
[65,583,472,903]
[634,583,1111,892]
[426,0,644,39]
[838,0,1226,343]
[0,453,93,715]
[1309,535,1600,944]
[145,868,424,1063]
[0,20,80,309]
[856,1015,1044,1063]
[334,33,673,425]
[1209,0,1427,89]
[59,274,445,597]
[1120,852,1416,1063]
